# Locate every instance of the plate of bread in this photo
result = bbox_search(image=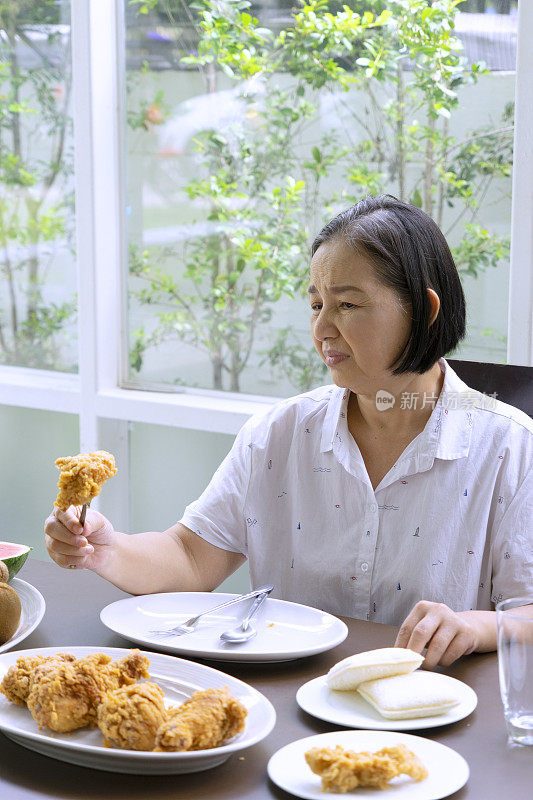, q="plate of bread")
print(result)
[297,648,477,730]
